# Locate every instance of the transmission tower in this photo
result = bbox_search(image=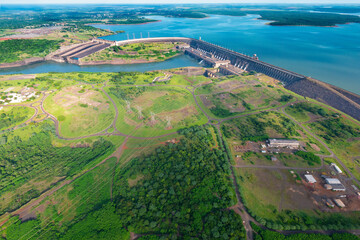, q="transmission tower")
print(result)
[125,100,132,113]
[150,112,156,124]
[166,116,172,129]
[136,106,143,119]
